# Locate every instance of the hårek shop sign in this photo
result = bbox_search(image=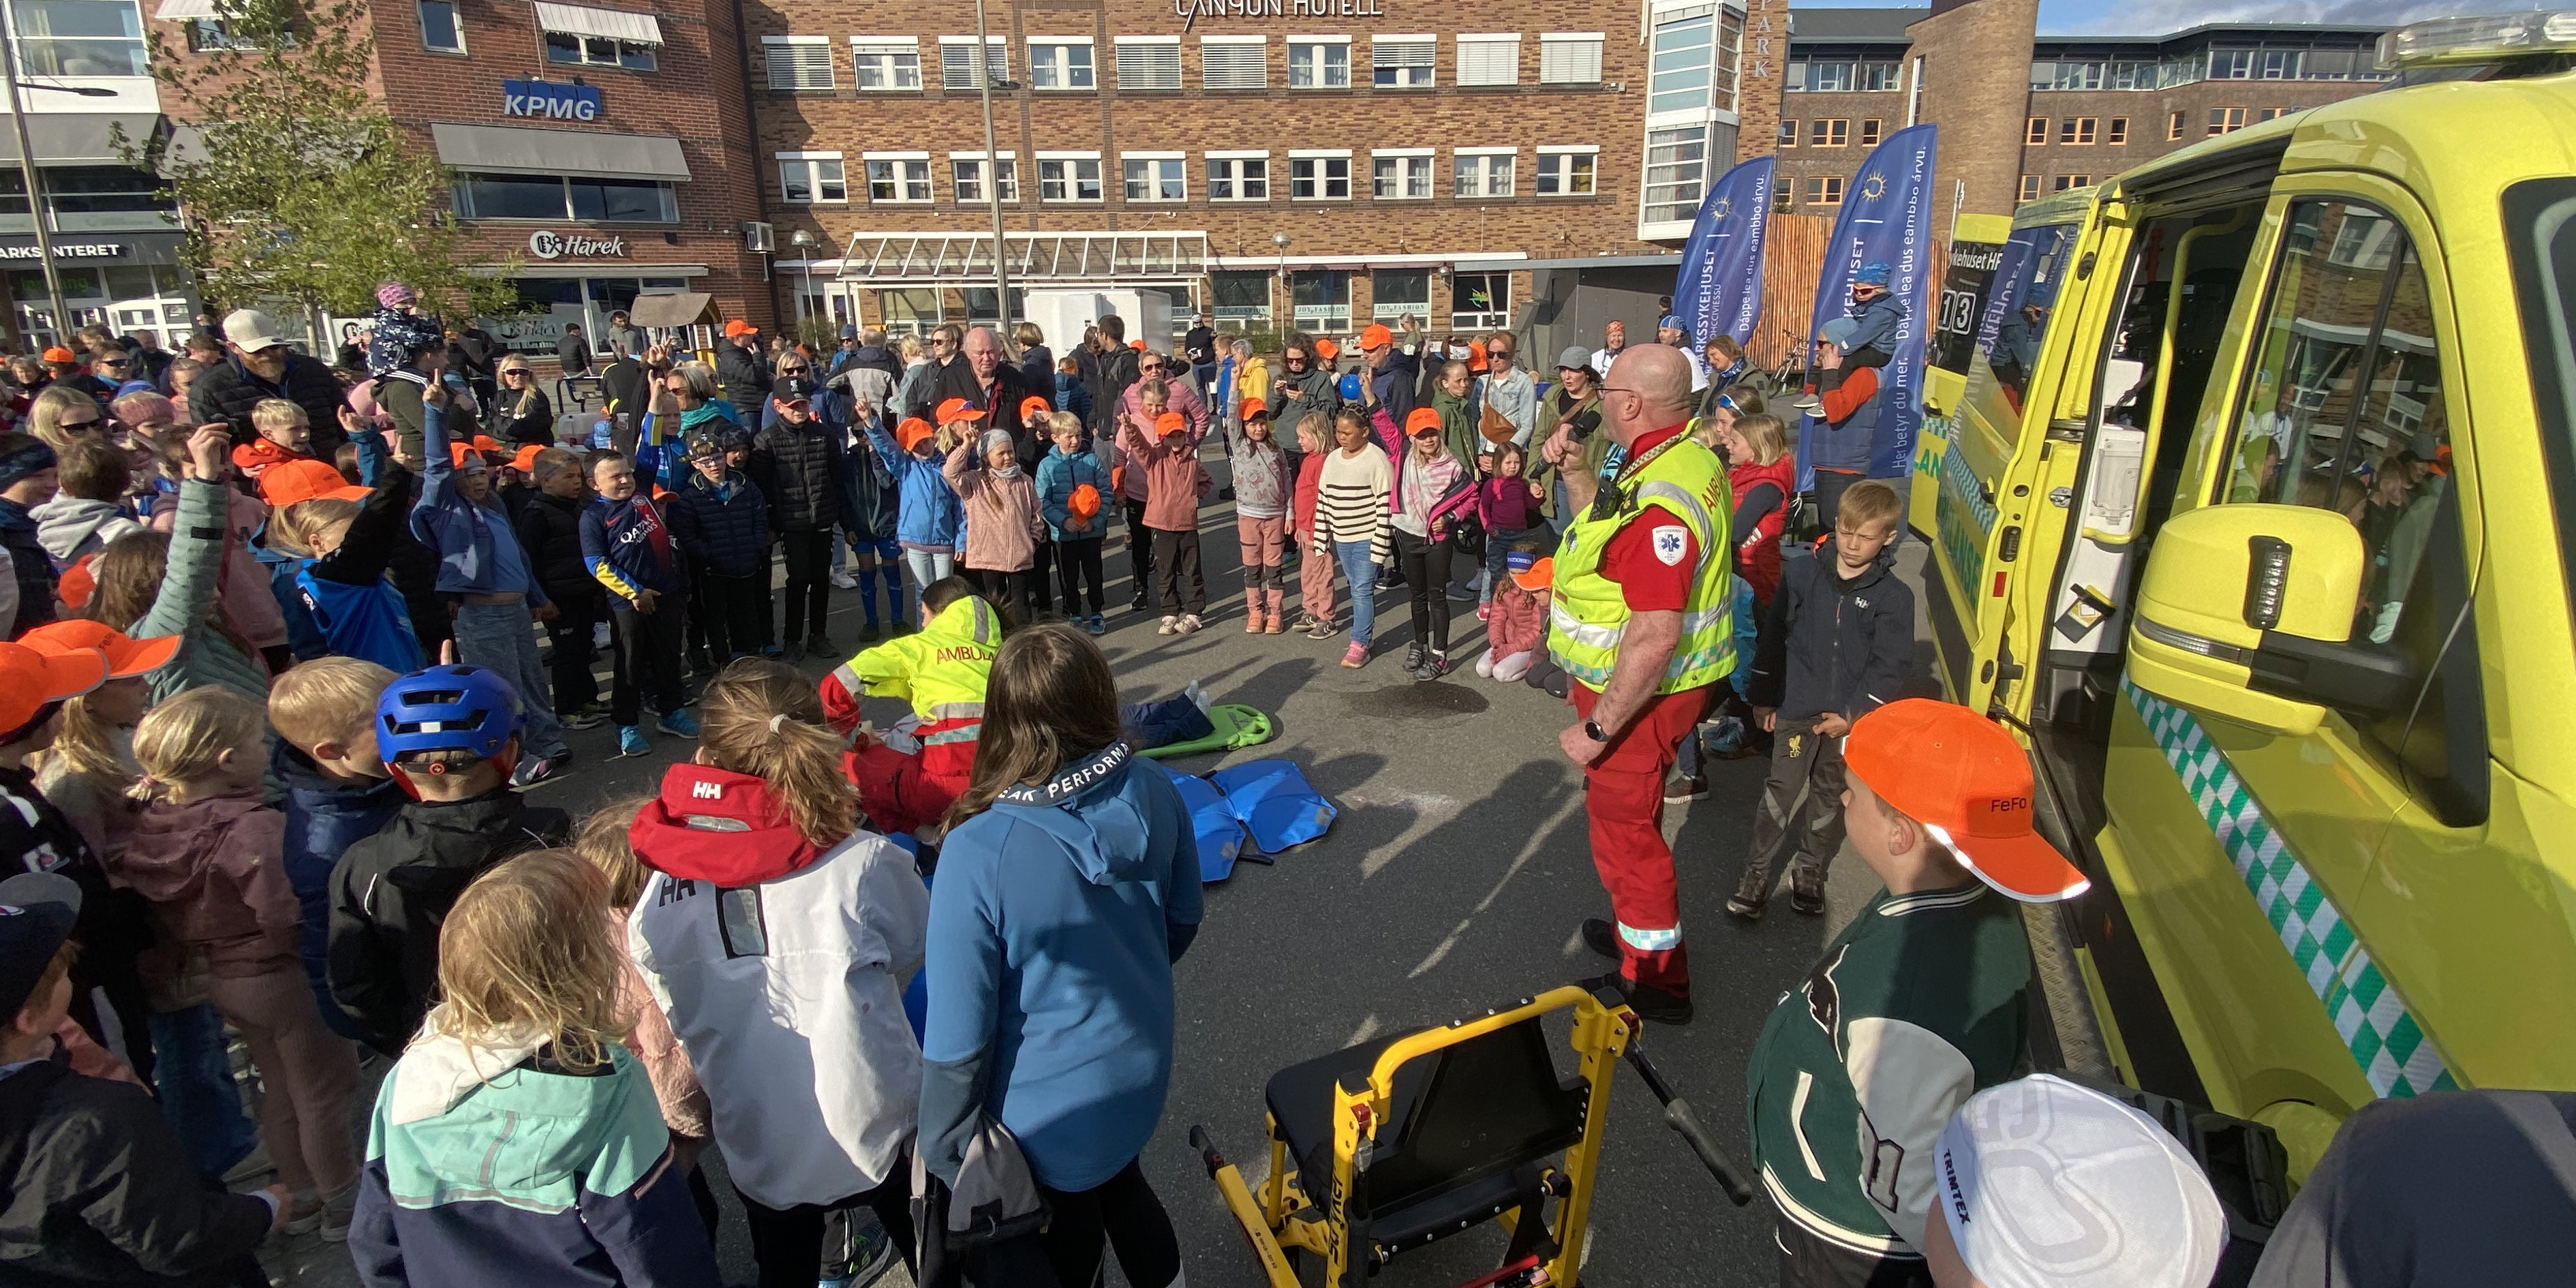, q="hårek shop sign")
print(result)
[1176,0,1387,30]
